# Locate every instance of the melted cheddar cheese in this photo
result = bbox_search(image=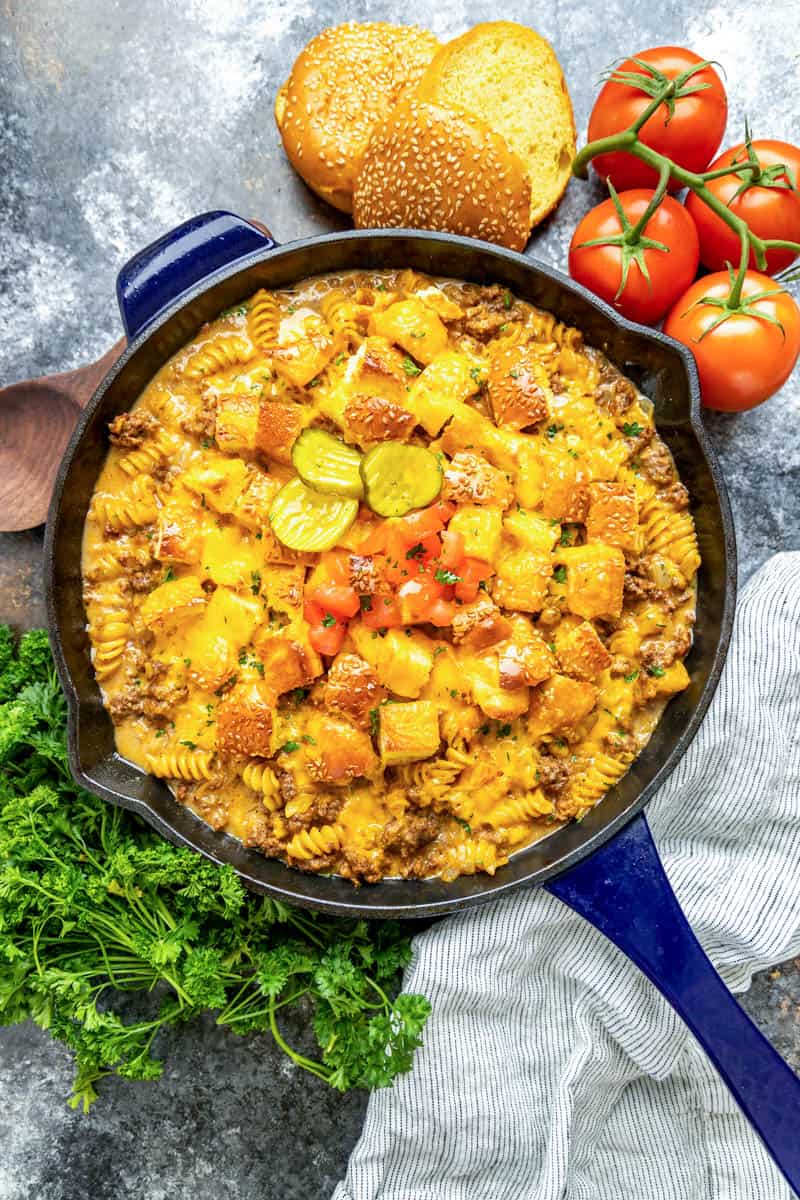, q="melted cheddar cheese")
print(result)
[82,270,699,884]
